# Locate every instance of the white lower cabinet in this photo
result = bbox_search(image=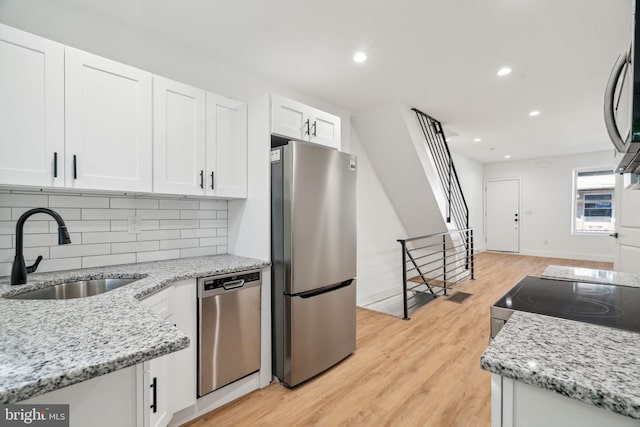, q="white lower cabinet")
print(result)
[23,365,142,427]
[492,374,638,427]
[141,281,196,427]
